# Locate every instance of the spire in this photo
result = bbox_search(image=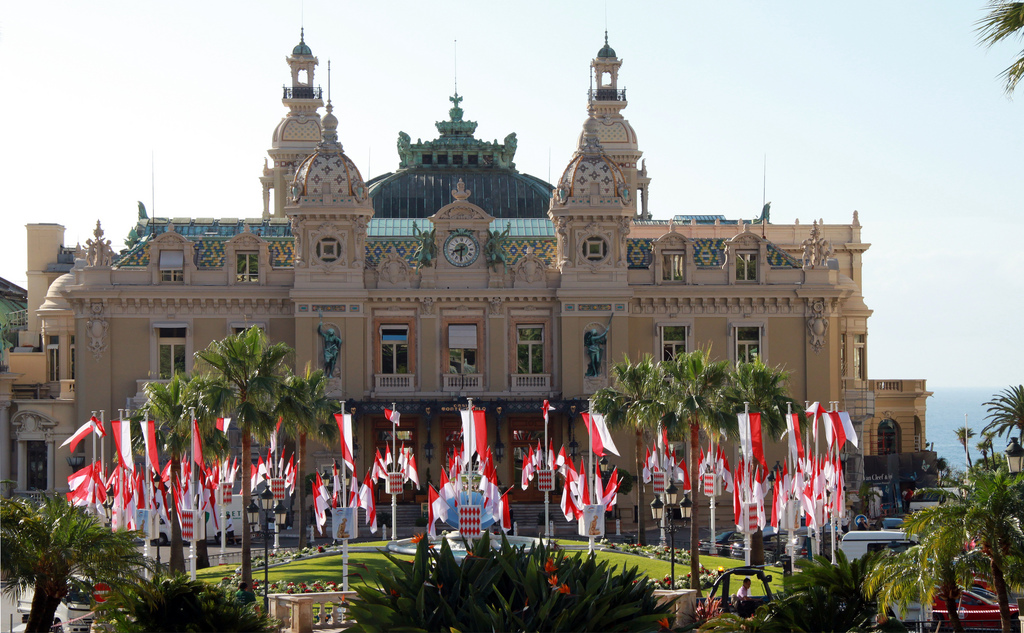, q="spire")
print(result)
[597,30,616,59]
[292,27,313,56]
[319,60,340,149]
